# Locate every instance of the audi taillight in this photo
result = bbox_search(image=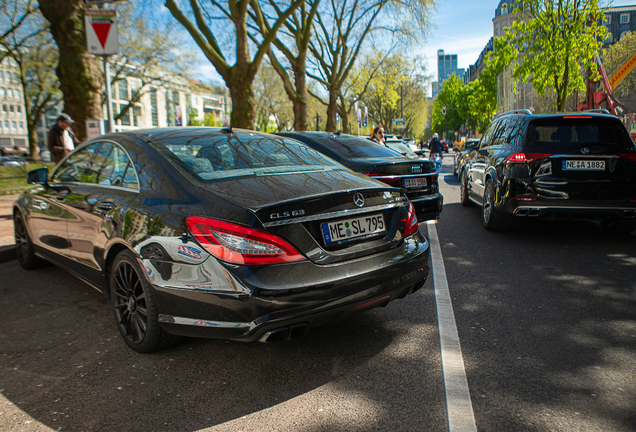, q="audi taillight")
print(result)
[185,216,306,265]
[364,173,402,187]
[508,153,552,163]
[402,202,419,237]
